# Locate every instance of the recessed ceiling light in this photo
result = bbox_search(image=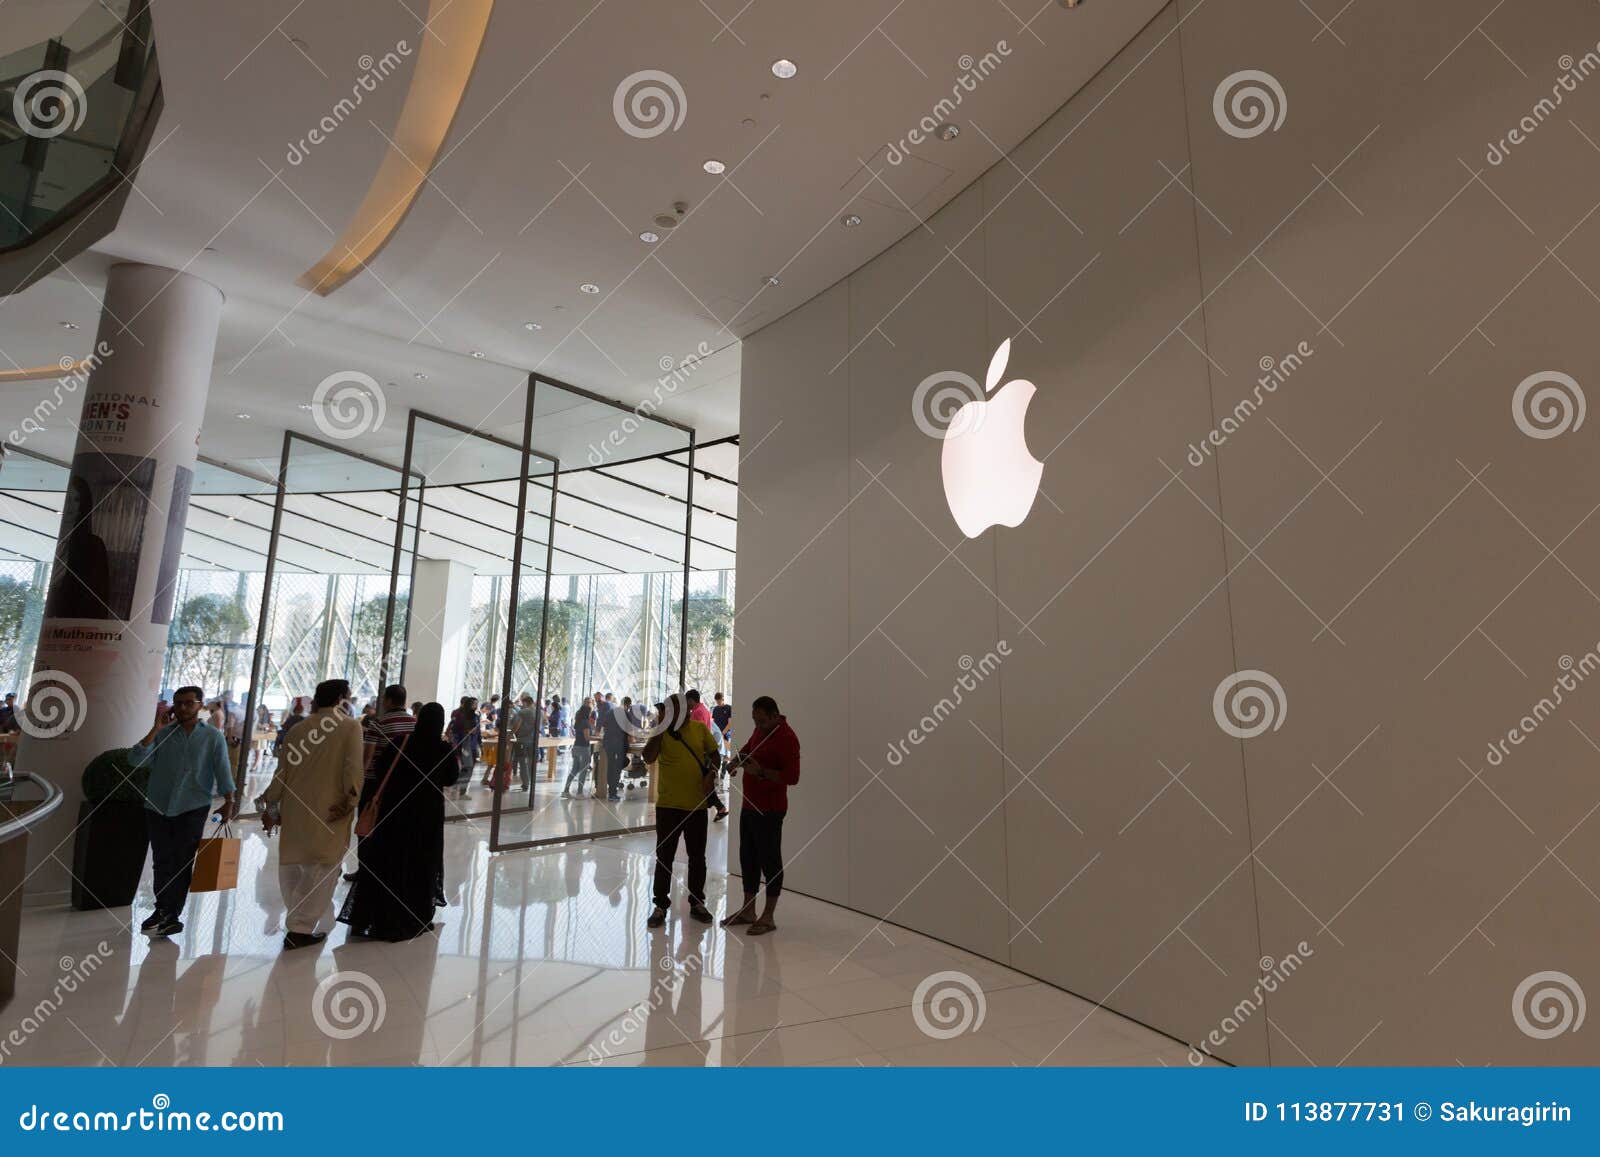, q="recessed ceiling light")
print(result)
[297,403,313,410]
[771,59,798,79]
[702,159,726,175]
[842,213,862,227]
[580,283,600,294]
[523,321,541,331]
[762,274,780,287]
[58,321,78,330]
[471,350,485,359]
[414,372,428,380]
[236,412,251,420]
[639,230,660,244]
[937,123,960,141]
